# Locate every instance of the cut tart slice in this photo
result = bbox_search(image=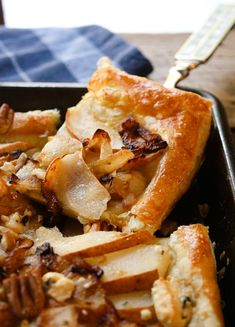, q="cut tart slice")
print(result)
[63,57,212,232]
[10,57,212,234]
[152,224,224,327]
